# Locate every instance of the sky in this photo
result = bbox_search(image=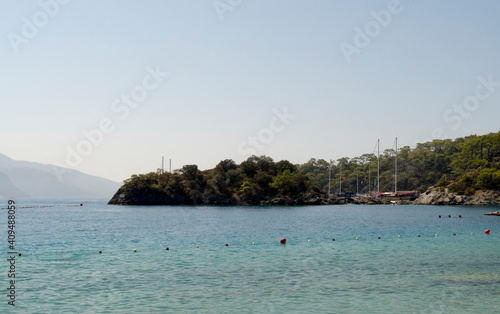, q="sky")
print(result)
[1,0,500,183]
